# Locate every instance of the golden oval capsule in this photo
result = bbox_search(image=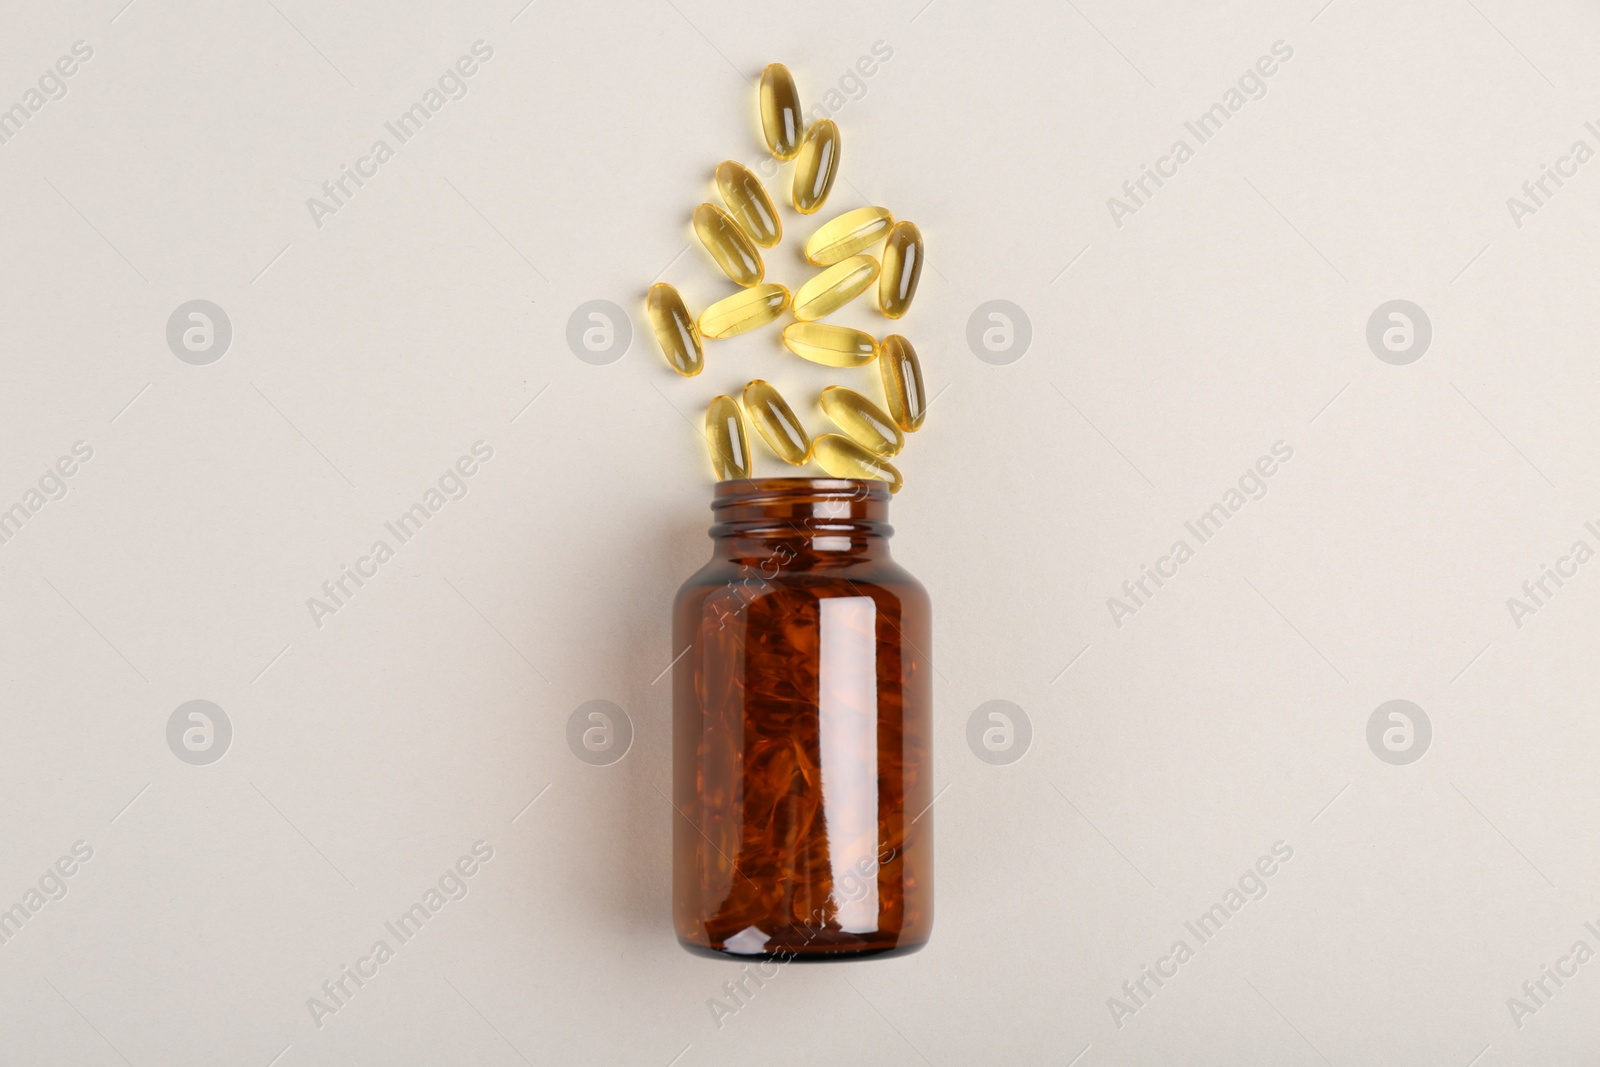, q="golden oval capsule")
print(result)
[645,283,702,377]
[878,334,926,431]
[804,206,893,266]
[792,119,840,215]
[792,254,878,321]
[879,220,924,319]
[812,434,902,494]
[693,203,763,287]
[820,386,903,457]
[780,322,878,368]
[716,161,782,249]
[759,63,802,161]
[705,395,750,481]
[742,379,810,465]
[697,284,790,339]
